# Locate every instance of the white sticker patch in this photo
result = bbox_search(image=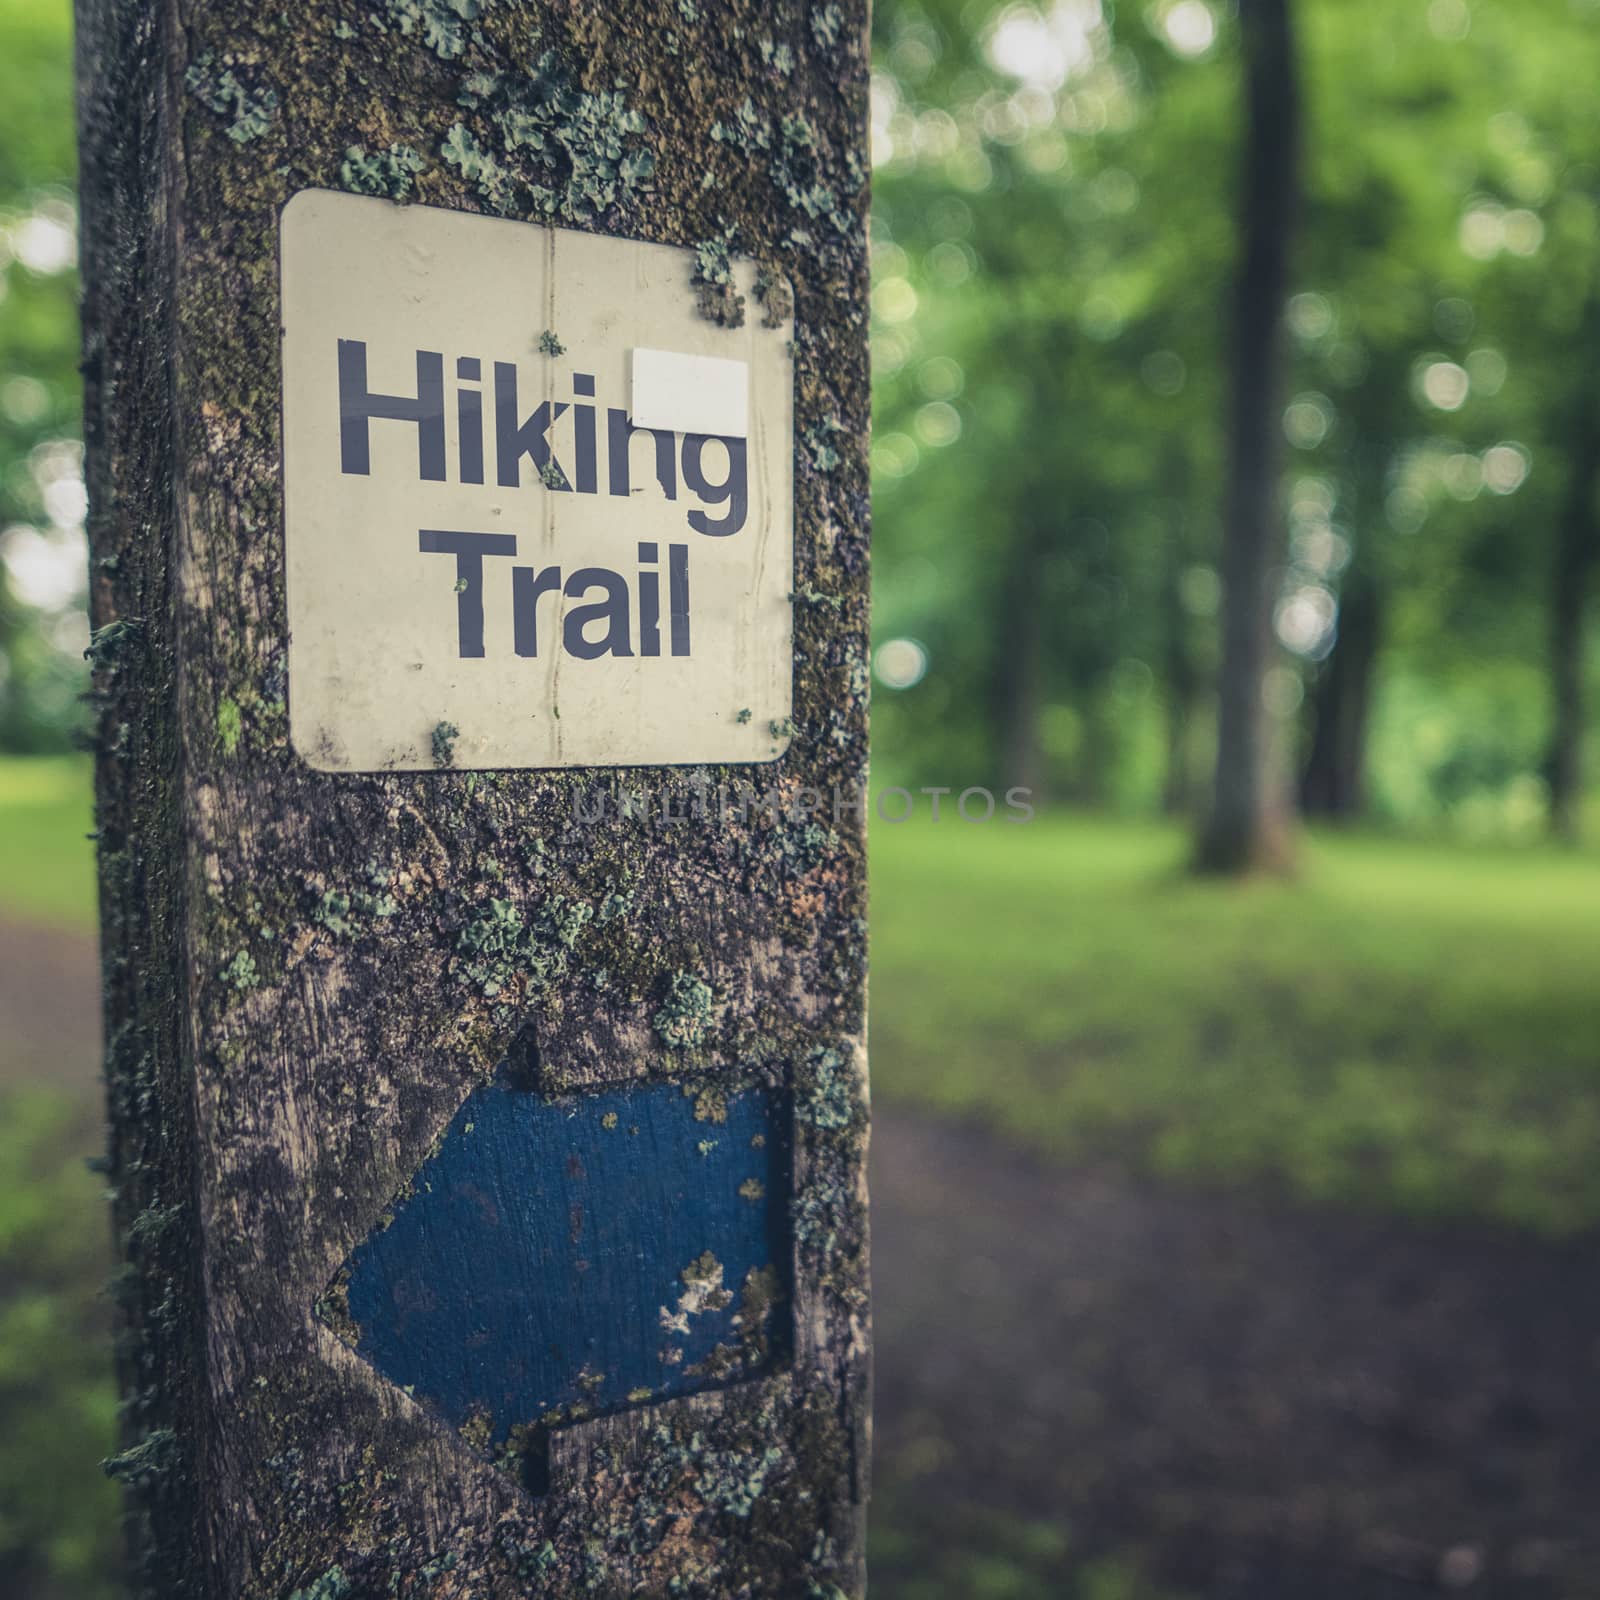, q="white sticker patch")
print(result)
[631,348,751,438]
